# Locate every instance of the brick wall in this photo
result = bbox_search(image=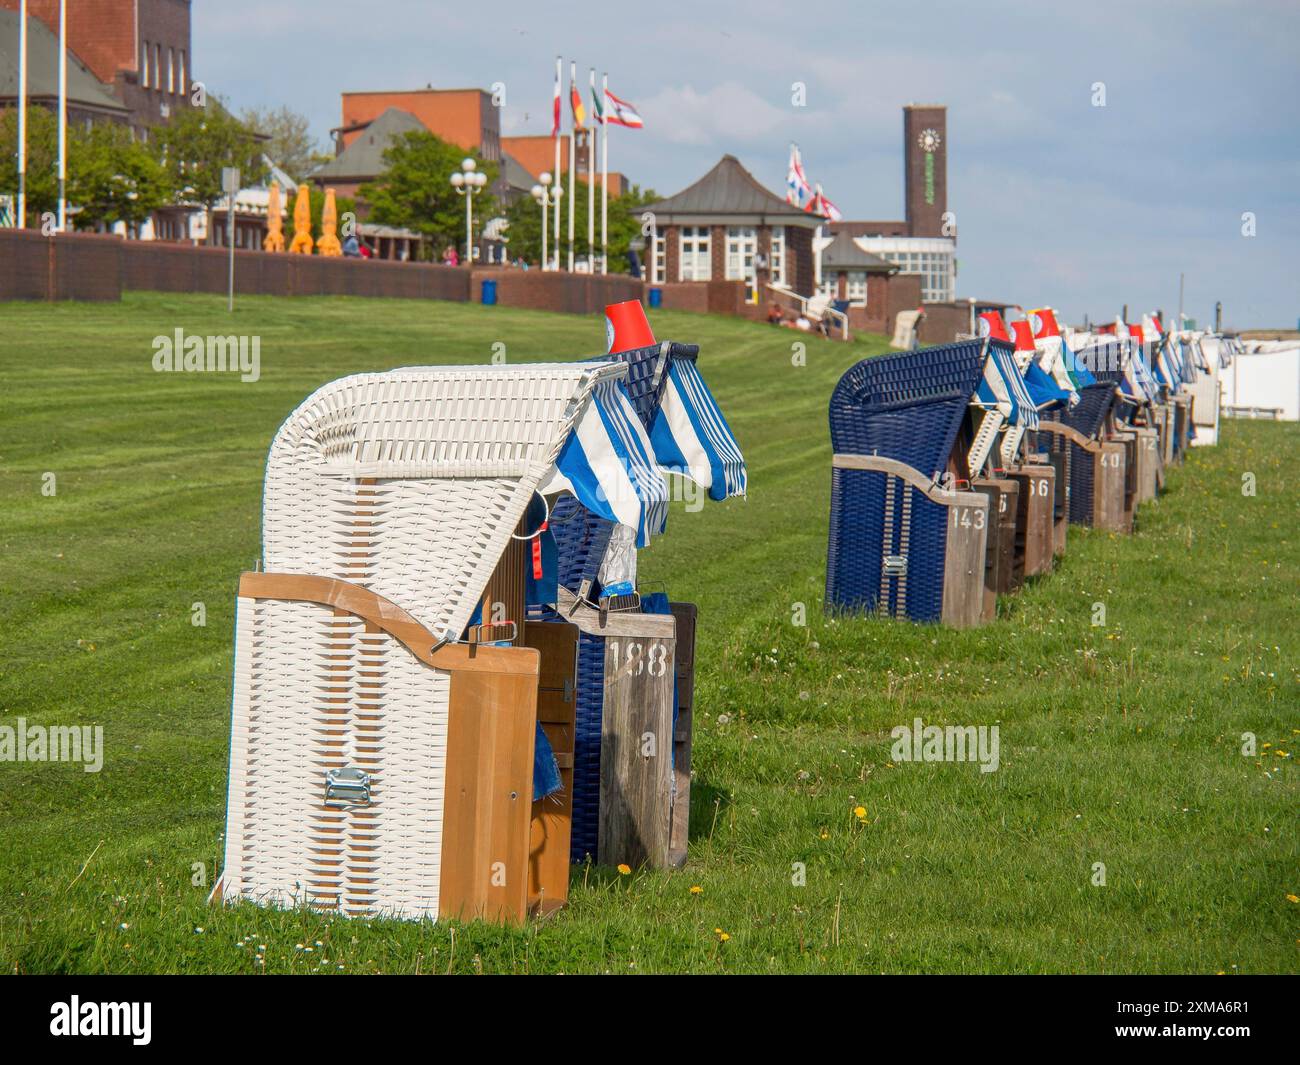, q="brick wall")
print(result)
[0,231,660,316]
